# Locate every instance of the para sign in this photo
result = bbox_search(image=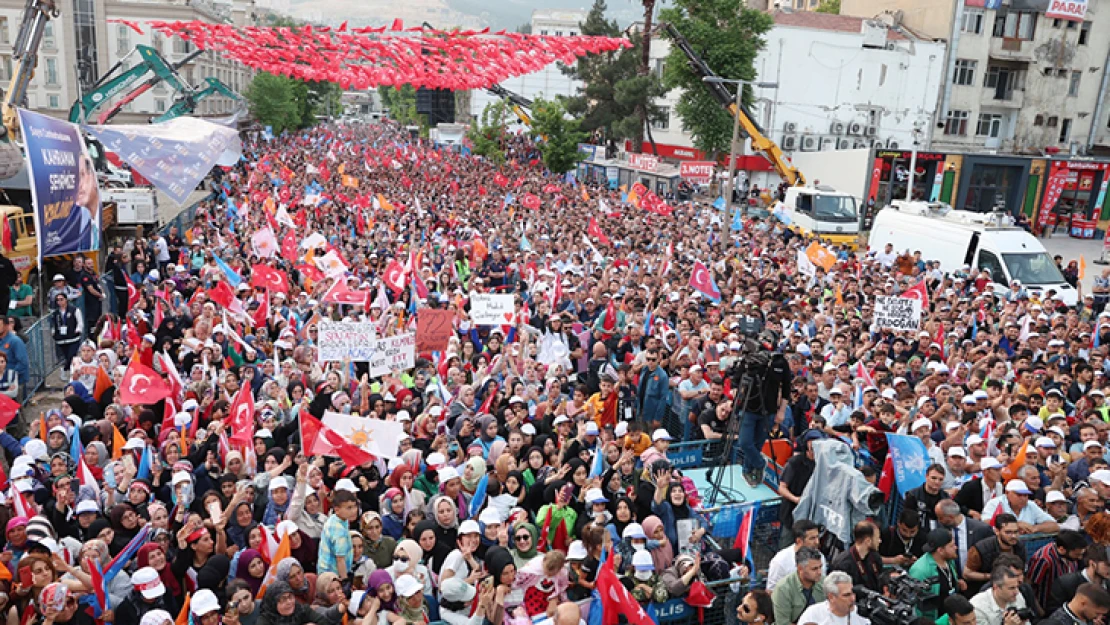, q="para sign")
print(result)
[369,333,416,377]
[873,296,922,332]
[469,293,515,325]
[1046,0,1087,22]
[317,321,378,362]
[679,161,715,184]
